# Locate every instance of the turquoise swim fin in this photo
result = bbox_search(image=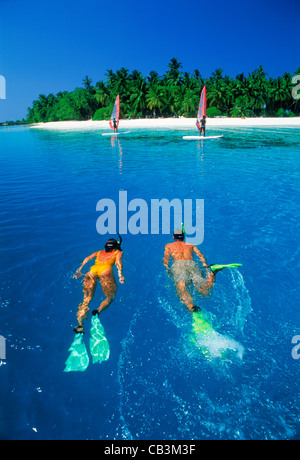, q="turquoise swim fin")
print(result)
[64,333,90,372]
[210,263,243,274]
[89,315,110,365]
